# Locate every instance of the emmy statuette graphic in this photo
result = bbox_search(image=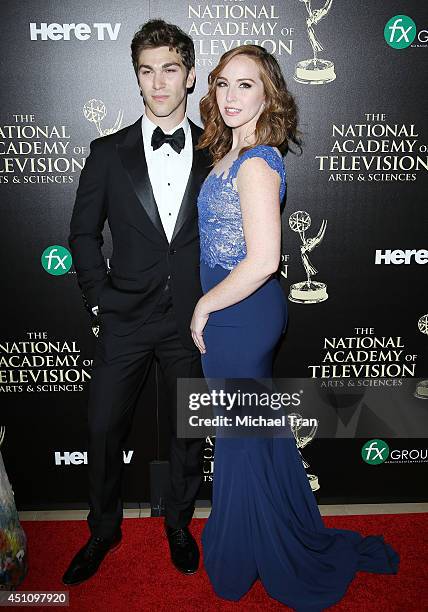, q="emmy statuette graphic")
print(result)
[288,211,328,303]
[294,0,336,84]
[414,314,428,399]
[288,413,320,491]
[83,99,124,136]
